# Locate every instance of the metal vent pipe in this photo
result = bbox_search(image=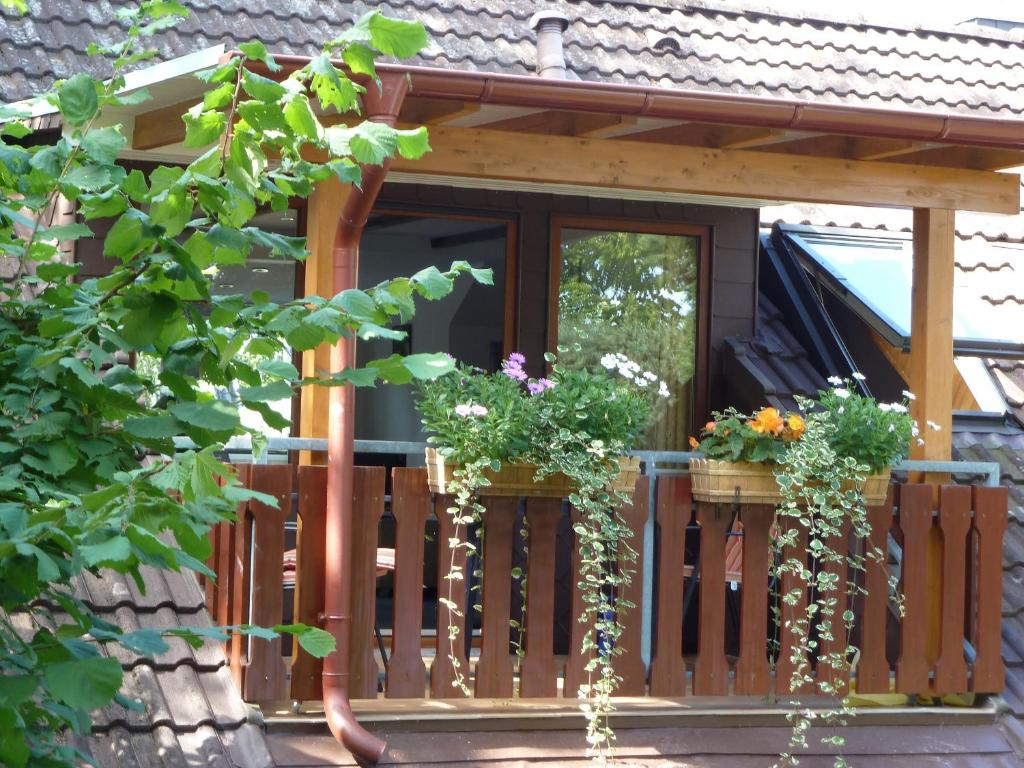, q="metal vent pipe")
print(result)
[530,10,570,79]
